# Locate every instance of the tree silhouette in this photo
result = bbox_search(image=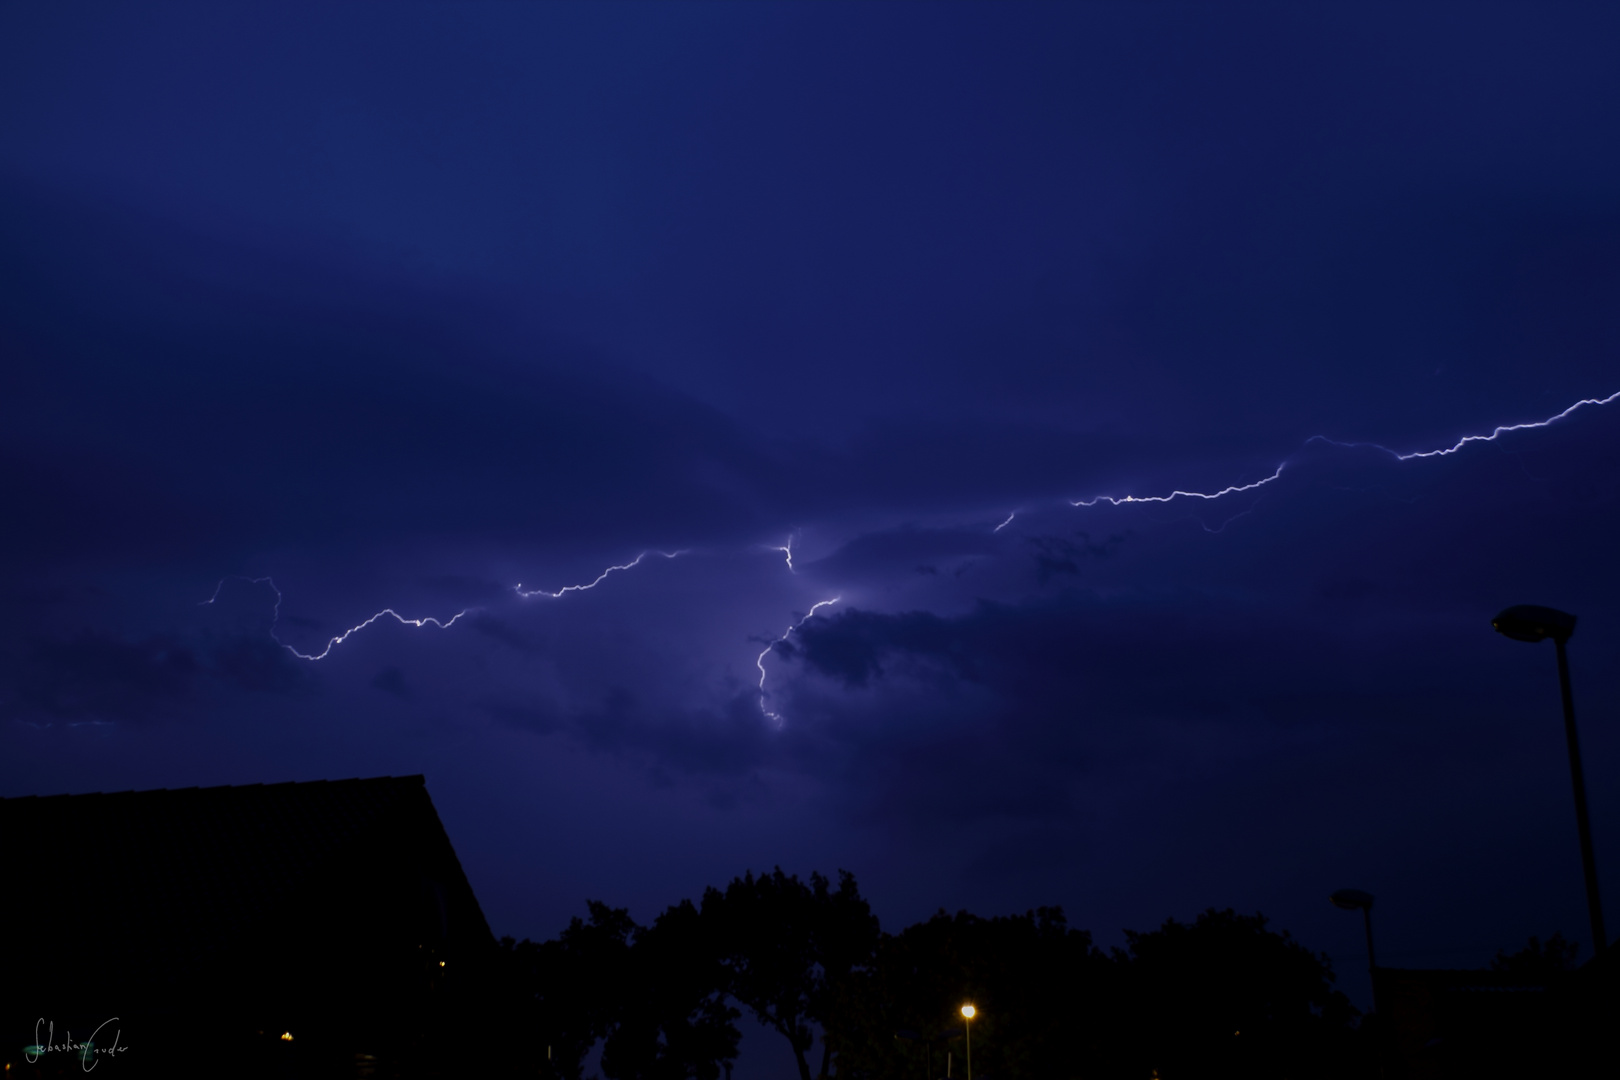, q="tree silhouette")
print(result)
[702,868,879,1080]
[505,885,1366,1080]
[602,899,741,1080]
[830,906,1120,1080]
[500,900,637,1080]
[1490,932,1579,981]
[1114,908,1361,1080]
